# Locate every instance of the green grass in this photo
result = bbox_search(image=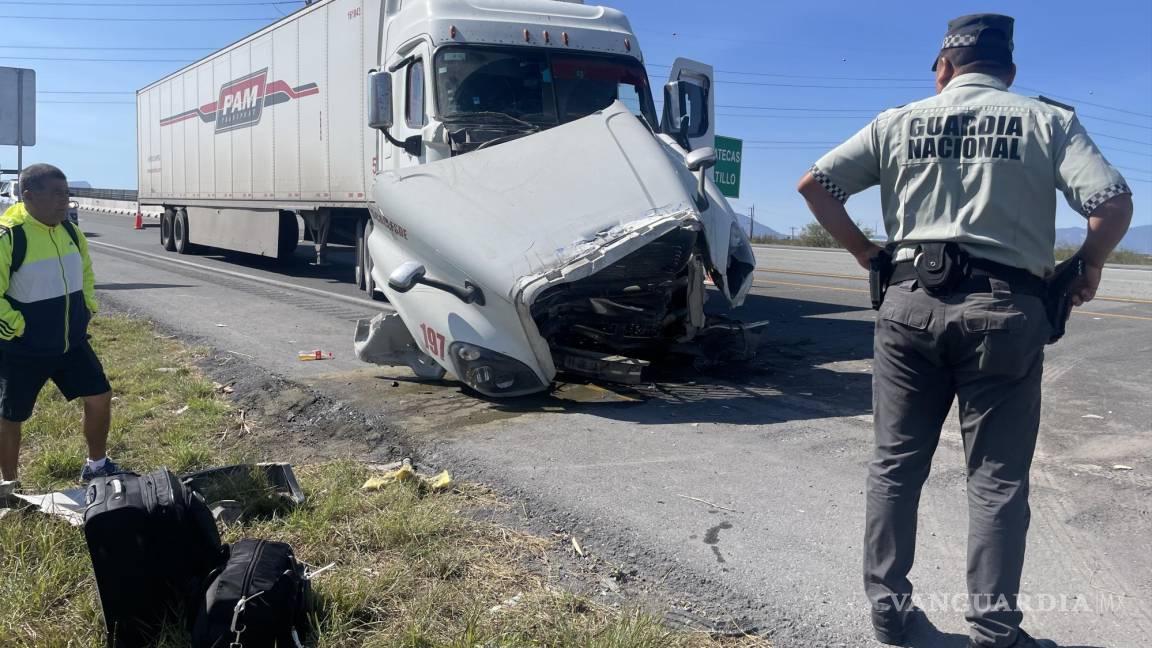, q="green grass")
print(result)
[0,314,769,648]
[1055,244,1152,265]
